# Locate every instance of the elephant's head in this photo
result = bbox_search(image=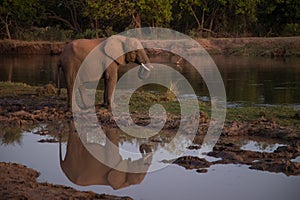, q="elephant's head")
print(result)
[104,35,153,80]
